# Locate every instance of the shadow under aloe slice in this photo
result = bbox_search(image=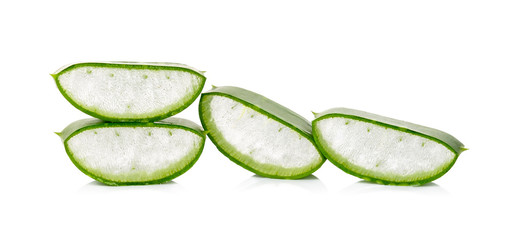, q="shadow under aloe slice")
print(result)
[57,118,205,186]
[312,107,466,185]
[52,62,206,122]
[199,86,325,179]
